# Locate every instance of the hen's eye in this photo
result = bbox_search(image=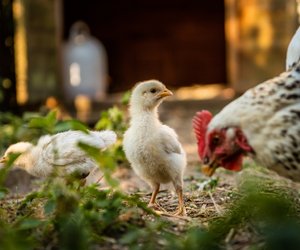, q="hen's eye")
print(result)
[150,88,157,93]
[212,136,220,146]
